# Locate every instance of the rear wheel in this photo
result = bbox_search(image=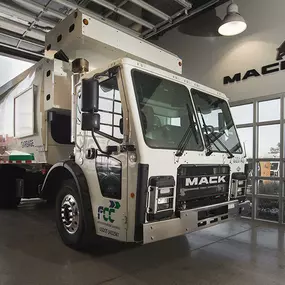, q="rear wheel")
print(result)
[55,179,94,250]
